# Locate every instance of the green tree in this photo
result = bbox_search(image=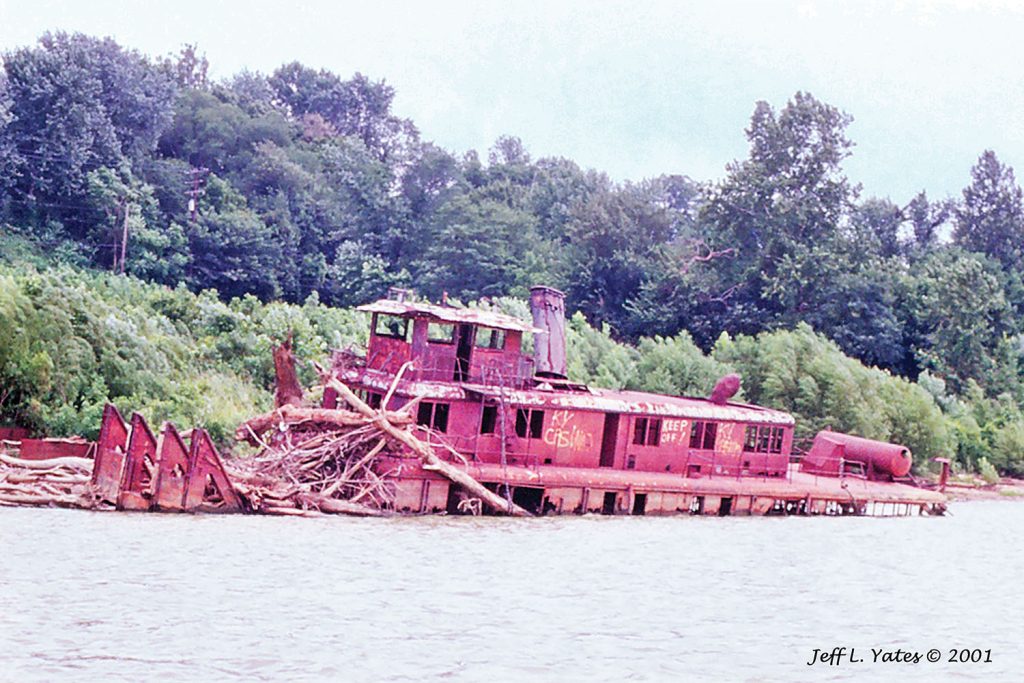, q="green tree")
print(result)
[417,193,538,300]
[699,92,856,335]
[903,248,1015,392]
[954,150,1024,271]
